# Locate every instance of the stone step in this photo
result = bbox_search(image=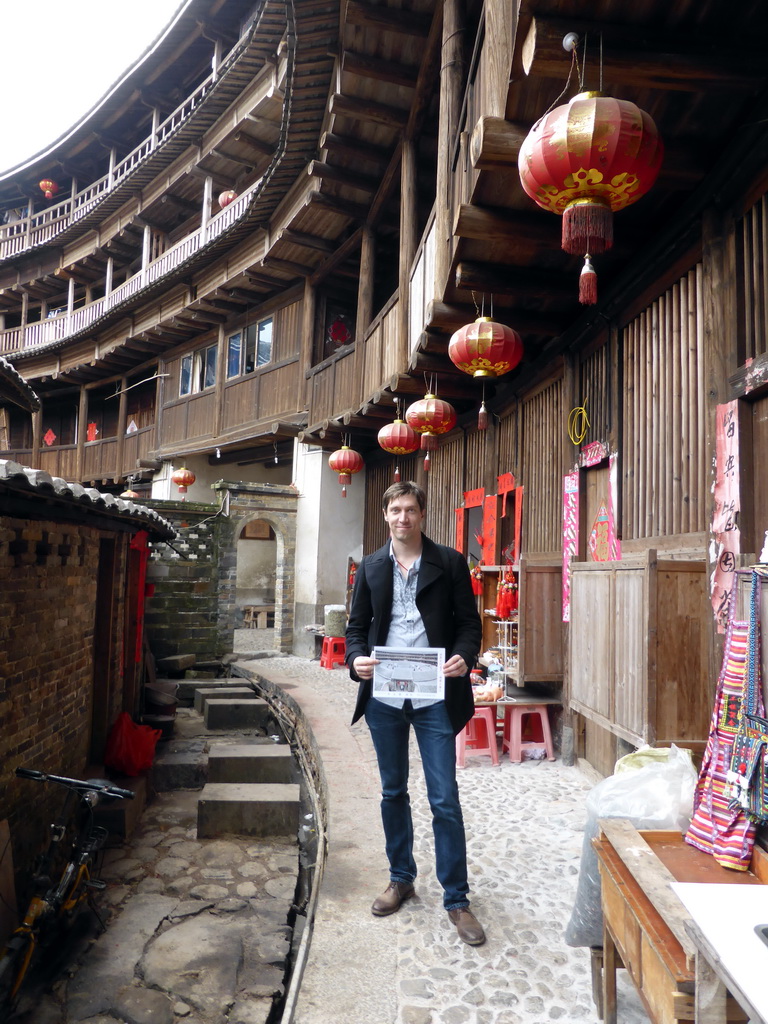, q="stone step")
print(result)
[174,678,234,705]
[204,698,270,730]
[155,654,196,677]
[197,783,301,838]
[207,743,295,784]
[193,686,257,714]
[151,749,208,792]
